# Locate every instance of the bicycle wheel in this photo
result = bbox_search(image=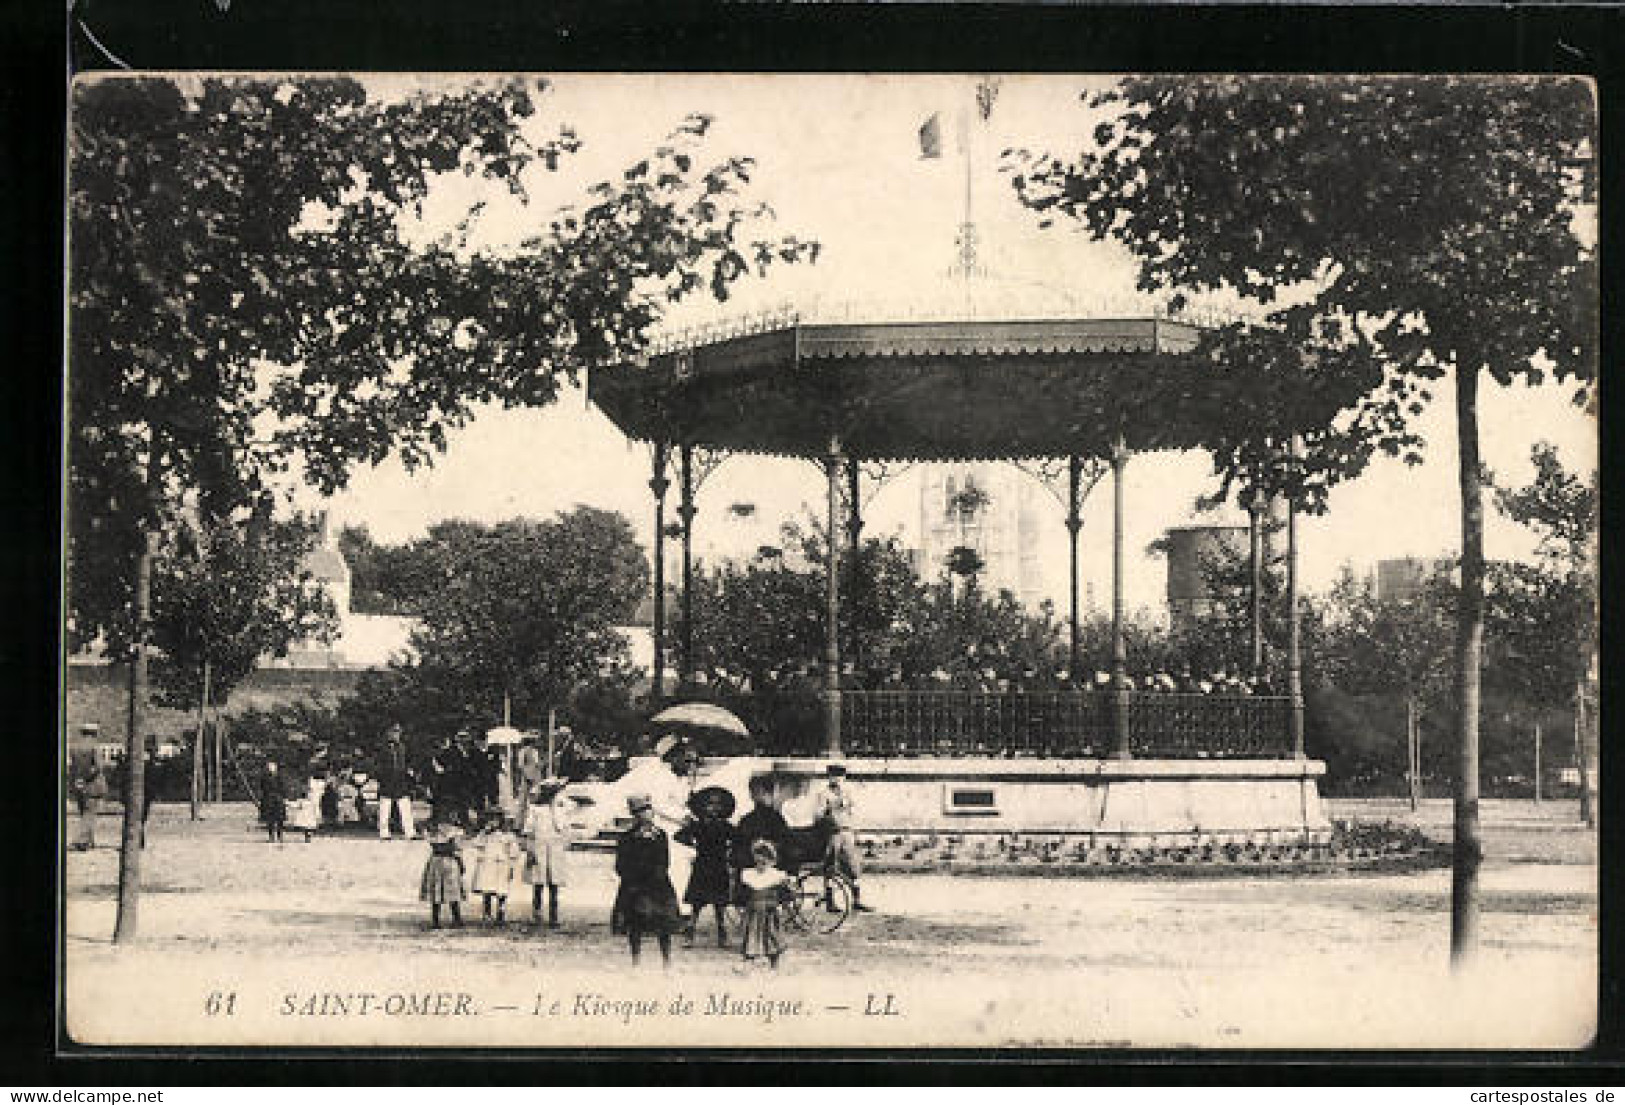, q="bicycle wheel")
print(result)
[787,870,852,935]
